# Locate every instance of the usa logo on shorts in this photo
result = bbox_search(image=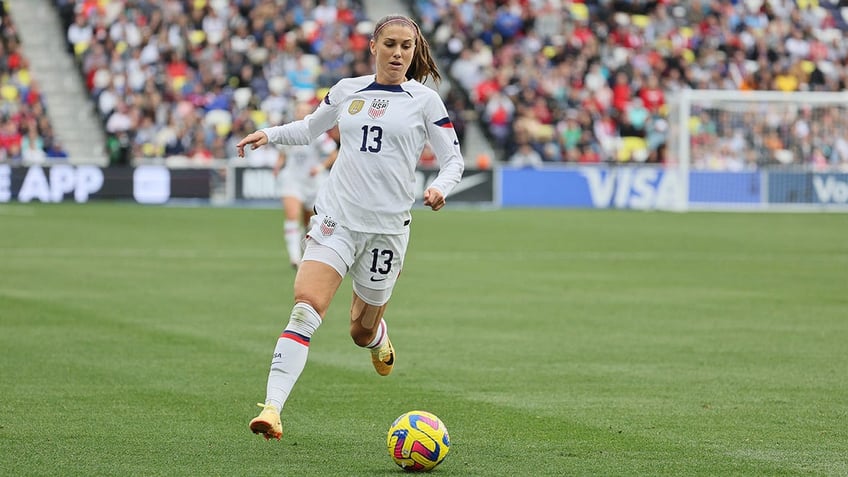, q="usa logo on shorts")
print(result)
[320,216,337,236]
[368,99,389,119]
